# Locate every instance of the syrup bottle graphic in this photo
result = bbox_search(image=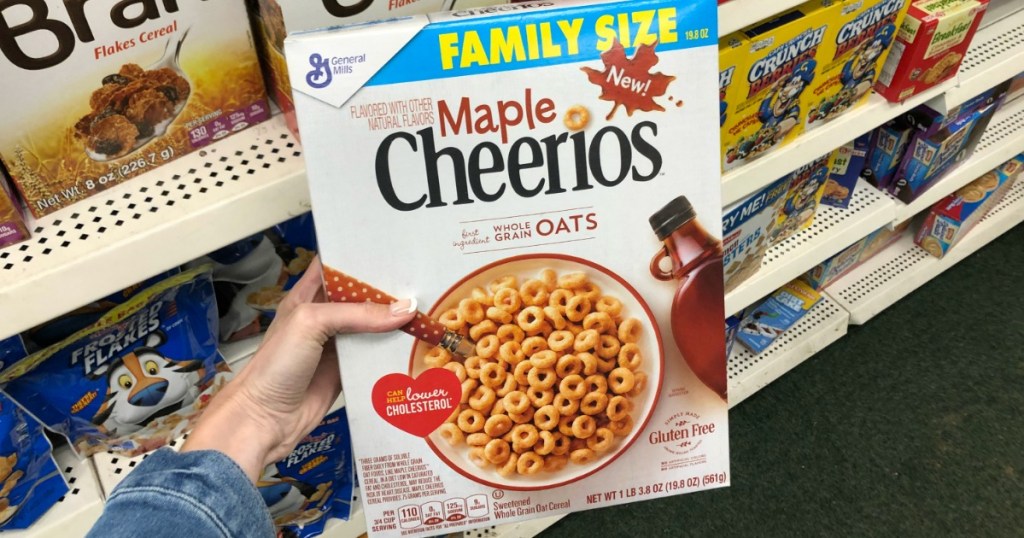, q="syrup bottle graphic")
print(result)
[649,196,727,400]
